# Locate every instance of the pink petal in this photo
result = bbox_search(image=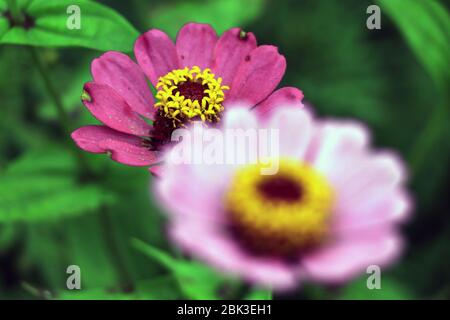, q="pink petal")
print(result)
[302,232,403,283]
[71,125,159,166]
[176,23,218,69]
[339,151,406,201]
[169,221,300,291]
[149,165,164,178]
[134,29,180,86]
[267,107,313,159]
[82,82,152,136]
[305,121,371,177]
[91,51,156,120]
[223,107,258,131]
[253,87,304,121]
[329,152,410,232]
[333,152,407,209]
[225,45,286,107]
[212,28,257,86]
[334,190,412,233]
[156,160,229,222]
